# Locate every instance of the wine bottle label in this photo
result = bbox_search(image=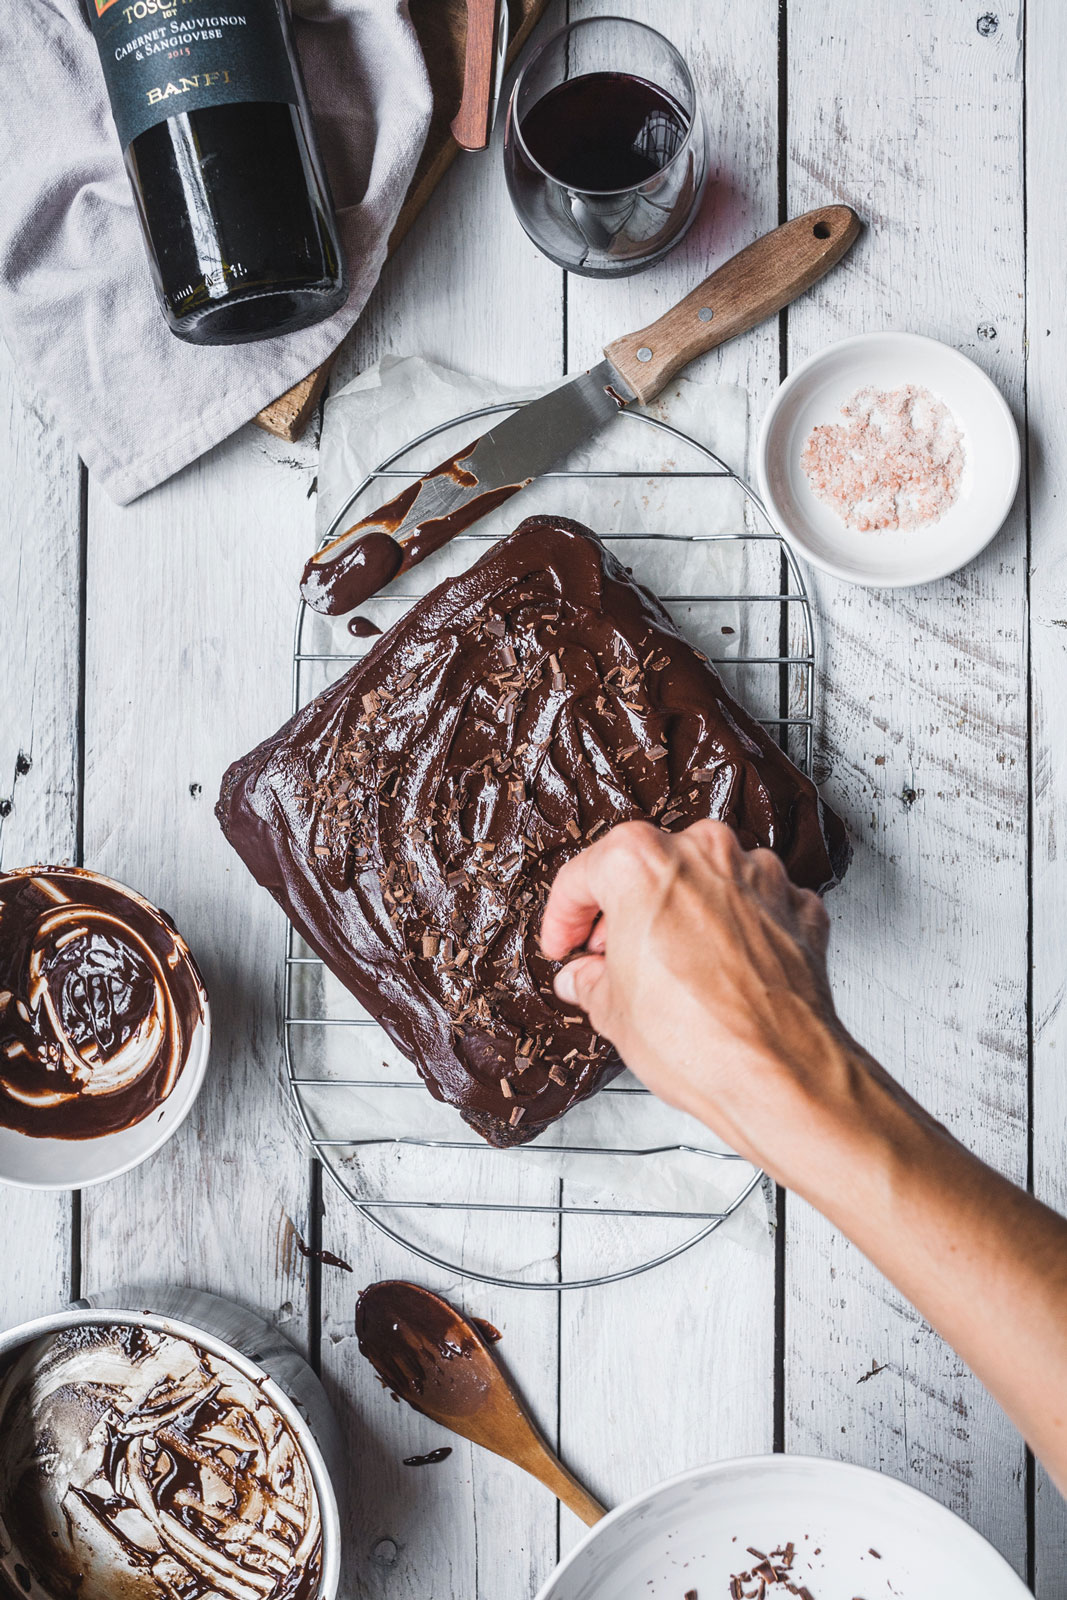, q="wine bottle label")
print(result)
[87,0,298,150]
